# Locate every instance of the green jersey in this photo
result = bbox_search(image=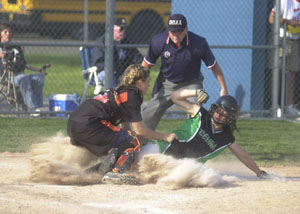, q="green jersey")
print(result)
[155,107,235,163]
